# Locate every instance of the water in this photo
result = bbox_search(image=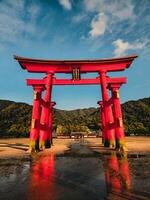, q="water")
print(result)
[0,141,150,200]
